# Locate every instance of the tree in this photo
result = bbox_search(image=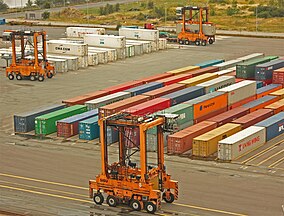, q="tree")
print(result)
[0,0,9,12]
[42,11,50,19]
[115,3,120,12]
[26,0,33,8]
[148,1,154,9]
[99,6,106,15]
